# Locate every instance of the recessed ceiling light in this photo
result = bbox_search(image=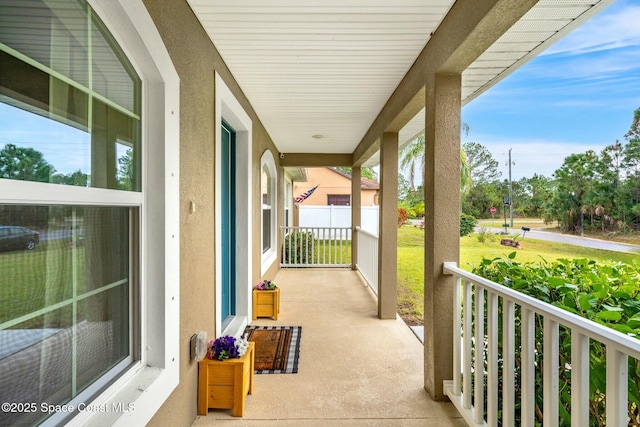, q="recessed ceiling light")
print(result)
[312,134,324,139]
